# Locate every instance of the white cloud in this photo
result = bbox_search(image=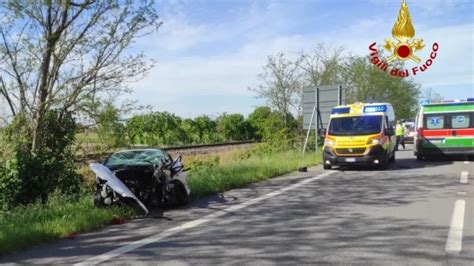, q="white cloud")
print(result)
[126,2,473,117]
[154,19,211,52]
[409,23,473,88]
